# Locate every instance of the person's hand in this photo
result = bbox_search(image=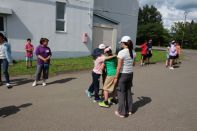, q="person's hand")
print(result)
[113,78,118,85]
[43,59,47,63]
